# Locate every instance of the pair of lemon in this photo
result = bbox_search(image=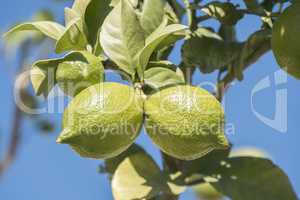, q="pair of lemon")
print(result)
[56,81,229,161]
